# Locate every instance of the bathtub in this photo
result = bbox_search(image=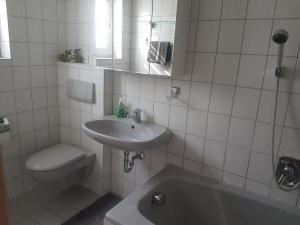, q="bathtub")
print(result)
[104,166,300,225]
